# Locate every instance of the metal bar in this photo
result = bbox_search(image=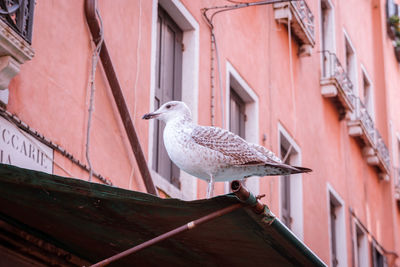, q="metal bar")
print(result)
[90,202,245,267]
[84,0,157,195]
[89,182,265,266]
[231,180,266,214]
